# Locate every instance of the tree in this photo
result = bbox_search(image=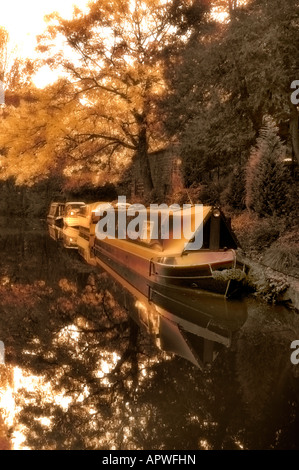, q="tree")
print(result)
[221,162,246,210]
[0,77,130,188]
[0,31,36,184]
[0,27,34,102]
[0,83,66,185]
[162,2,255,187]
[162,0,299,192]
[246,117,297,217]
[211,0,248,17]
[37,0,198,196]
[1,2,212,193]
